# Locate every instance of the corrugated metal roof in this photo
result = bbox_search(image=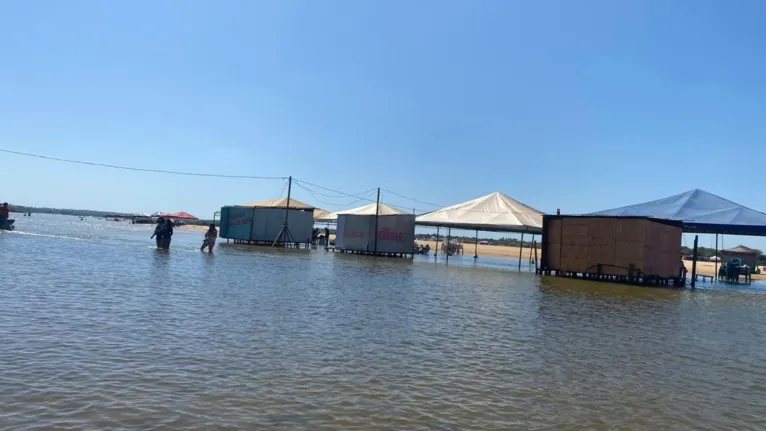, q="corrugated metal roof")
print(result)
[722,245,757,254]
